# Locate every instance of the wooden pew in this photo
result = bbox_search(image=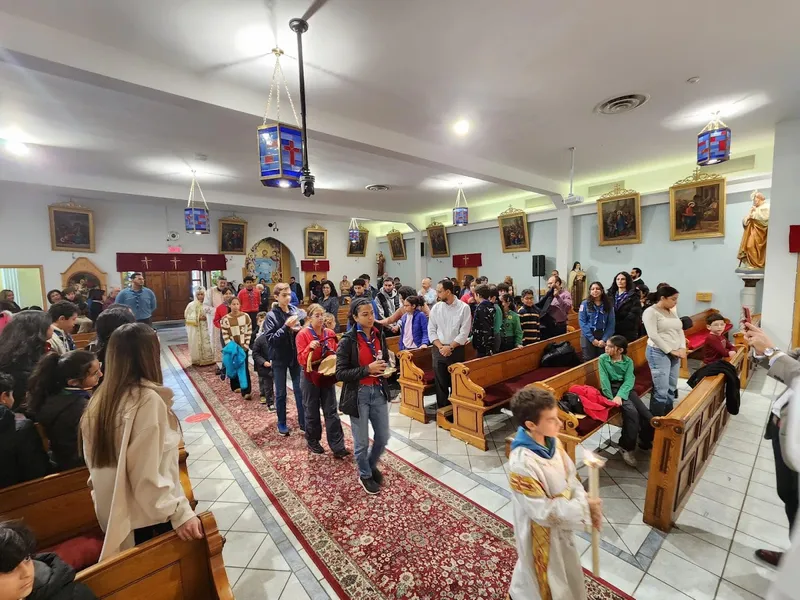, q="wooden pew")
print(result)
[679,308,732,378]
[644,346,745,533]
[506,336,652,463]
[447,330,582,450]
[0,444,198,549]
[397,342,476,424]
[77,511,233,599]
[732,312,761,389]
[73,332,95,350]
